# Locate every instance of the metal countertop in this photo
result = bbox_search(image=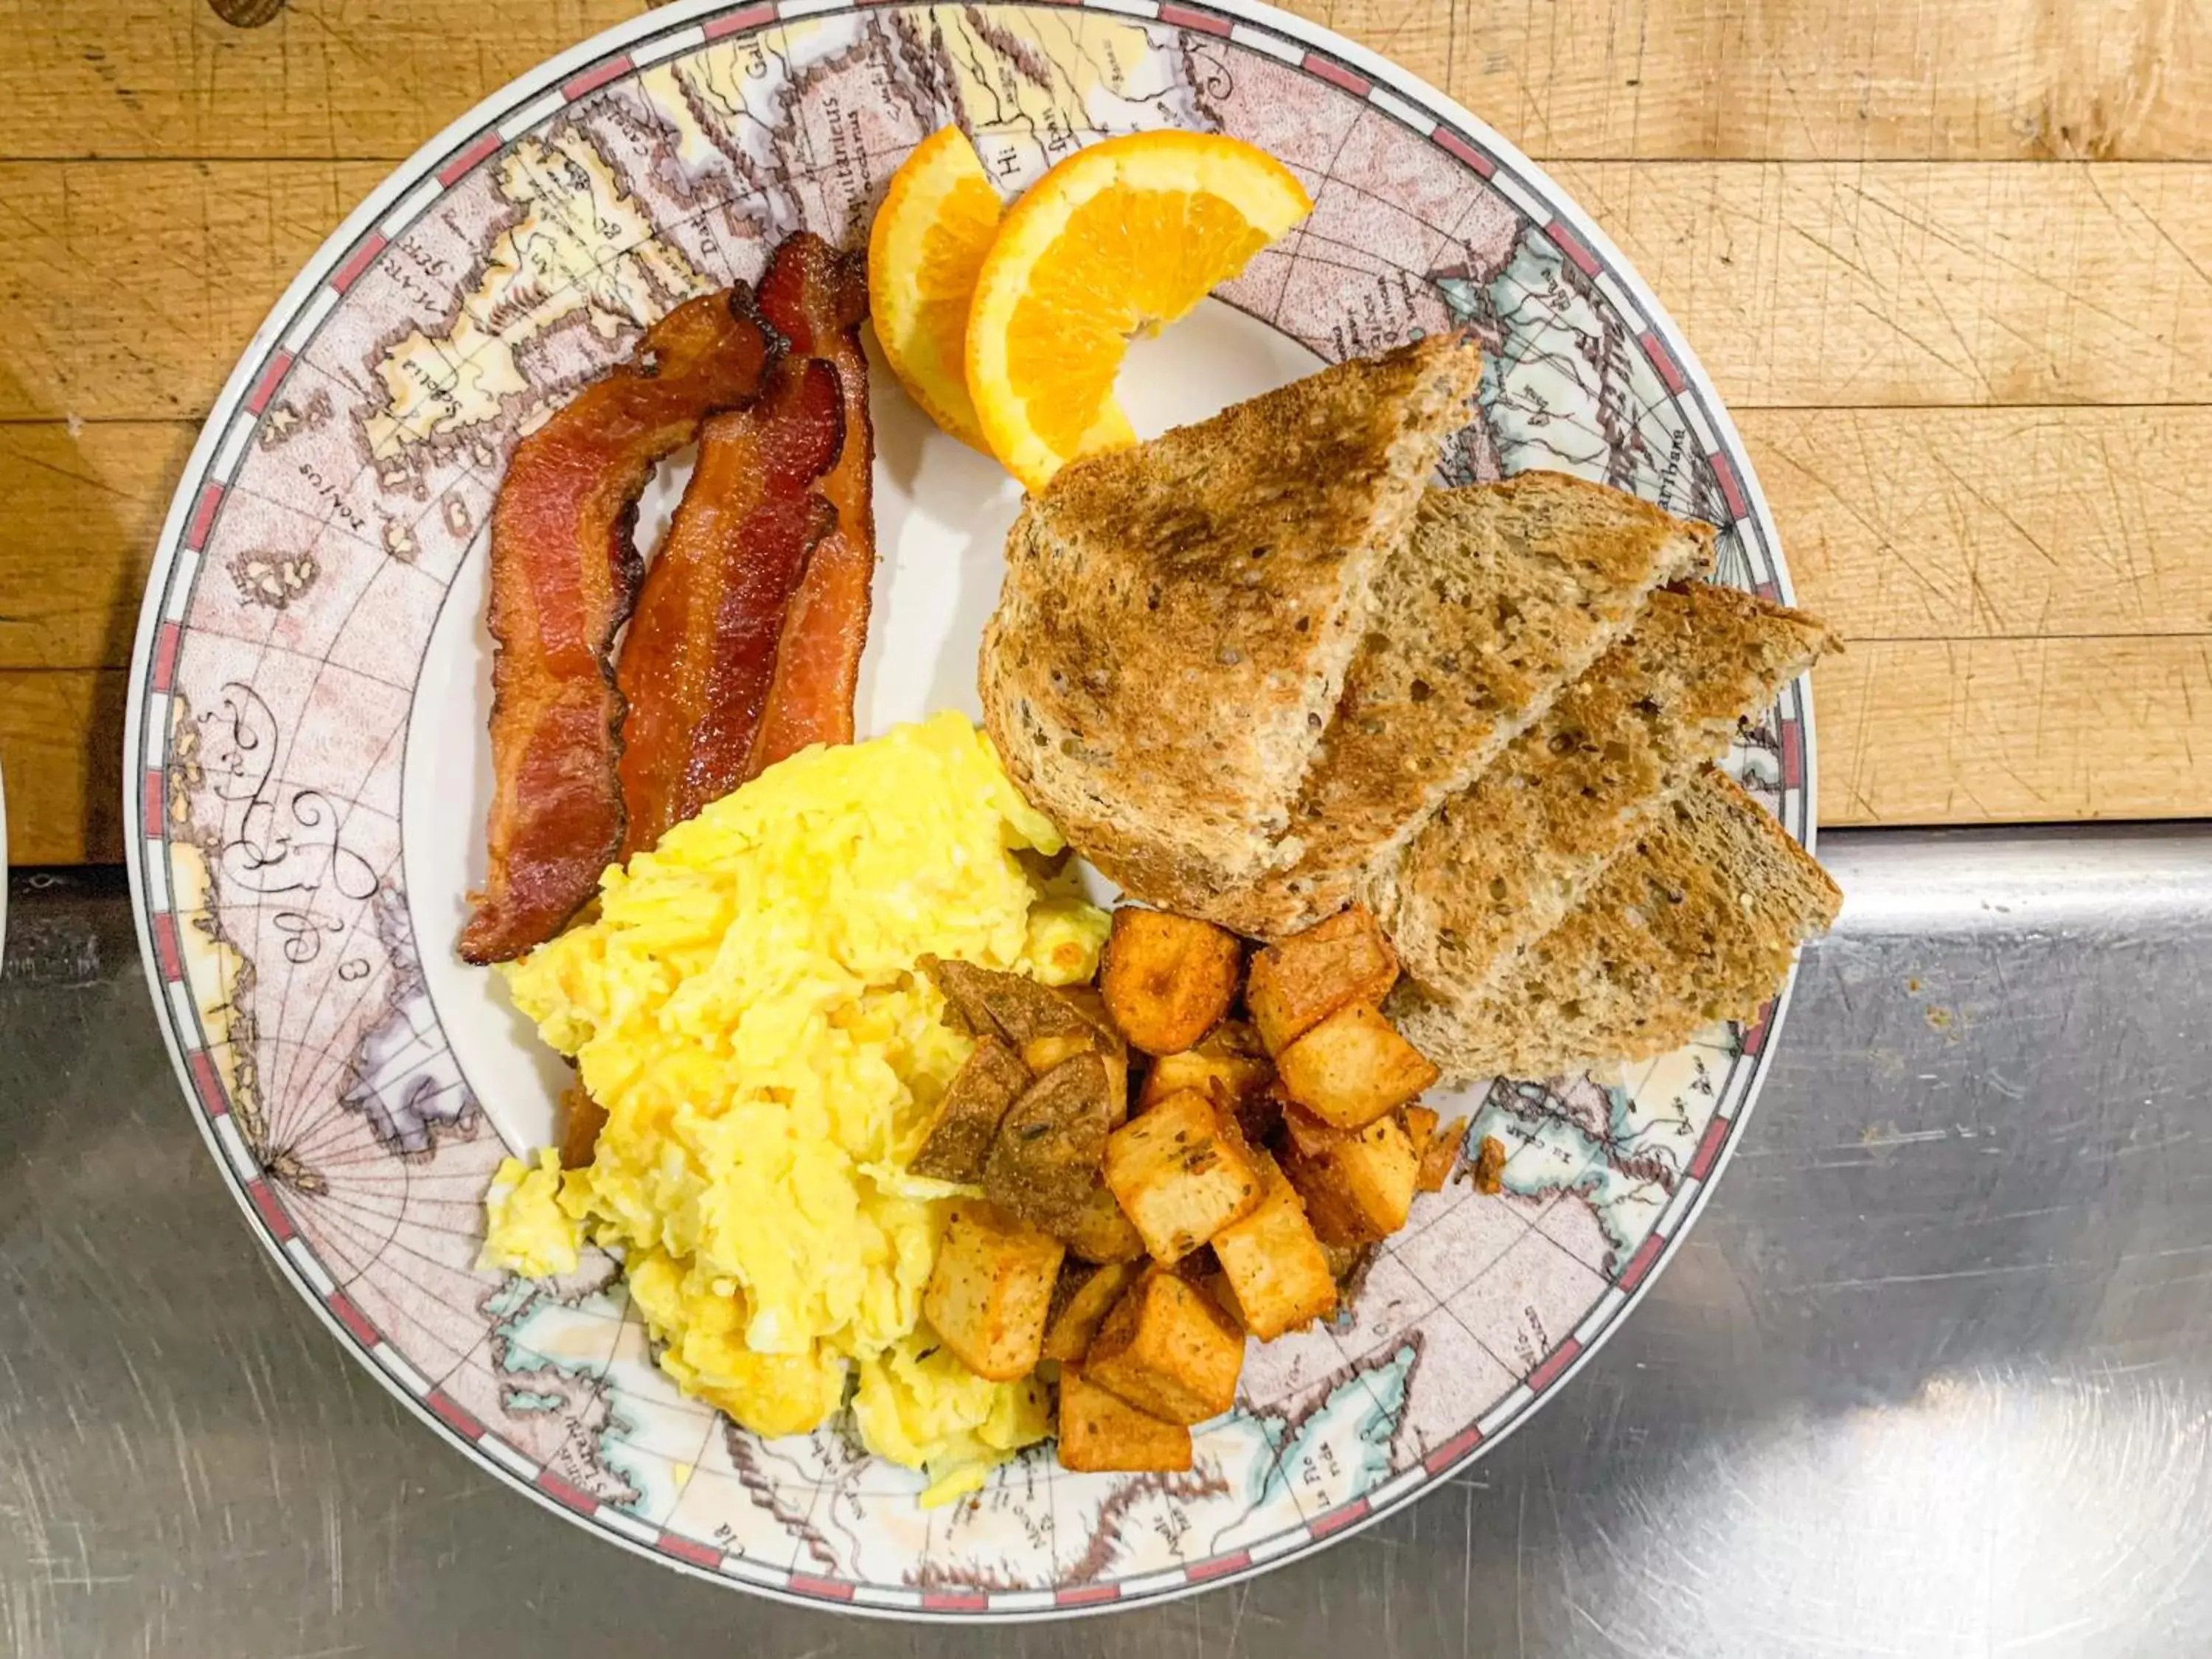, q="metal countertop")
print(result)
[5,827,2211,1658]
